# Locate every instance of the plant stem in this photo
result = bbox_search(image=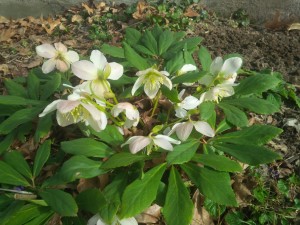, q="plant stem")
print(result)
[151,91,161,117]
